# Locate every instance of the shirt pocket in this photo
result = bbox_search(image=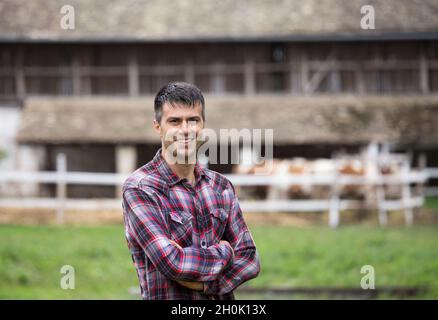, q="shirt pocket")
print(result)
[169,210,193,247]
[209,208,229,242]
